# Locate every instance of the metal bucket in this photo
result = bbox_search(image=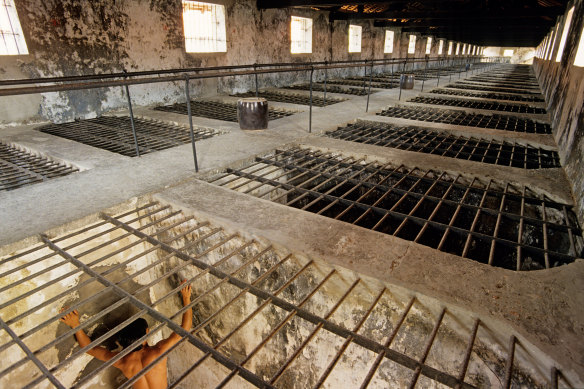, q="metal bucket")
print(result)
[237,98,268,130]
[400,74,415,90]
